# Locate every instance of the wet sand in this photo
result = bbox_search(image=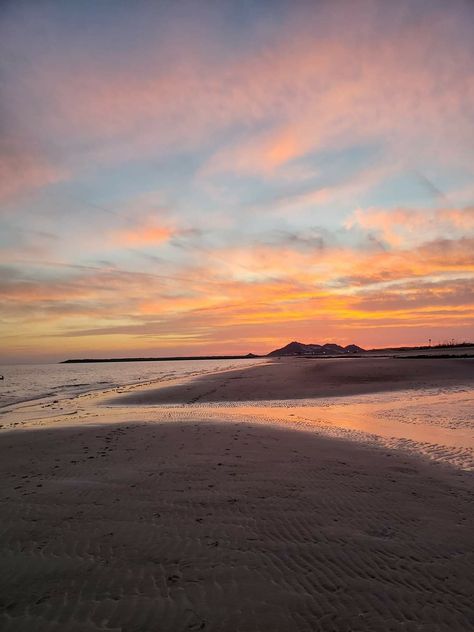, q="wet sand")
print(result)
[1,419,473,631]
[1,357,474,631]
[111,357,474,405]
